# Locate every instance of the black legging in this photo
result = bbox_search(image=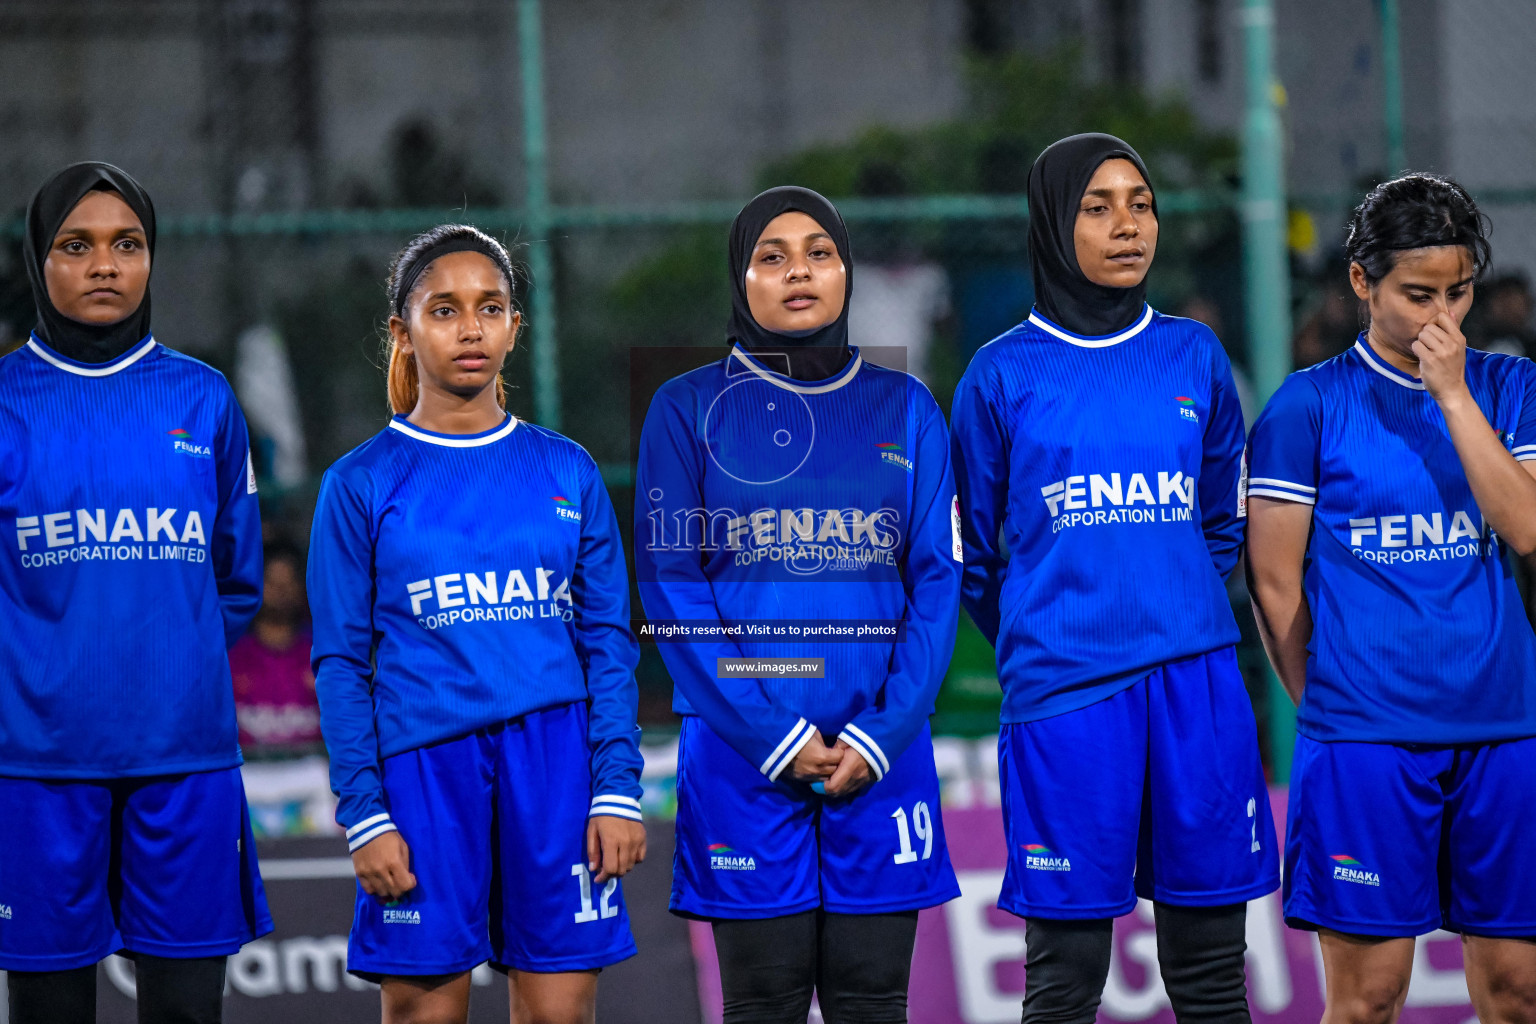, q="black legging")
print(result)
[7,955,227,1024]
[1022,903,1251,1024]
[713,910,919,1024]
